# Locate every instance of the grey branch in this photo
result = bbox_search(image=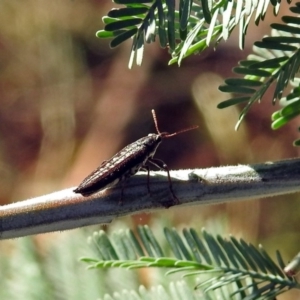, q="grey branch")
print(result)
[1,158,300,240]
